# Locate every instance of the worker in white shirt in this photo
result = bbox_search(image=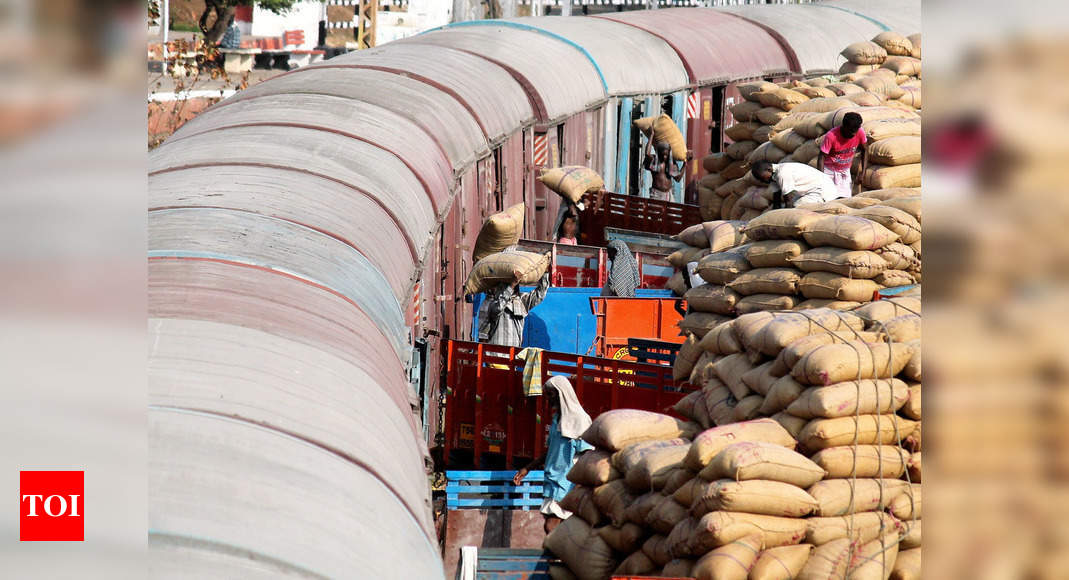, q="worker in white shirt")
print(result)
[751,160,844,209]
